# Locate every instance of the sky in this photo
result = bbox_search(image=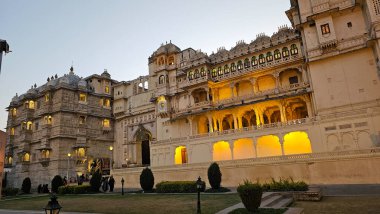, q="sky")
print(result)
[0,0,291,131]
